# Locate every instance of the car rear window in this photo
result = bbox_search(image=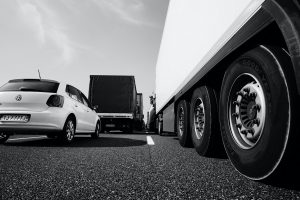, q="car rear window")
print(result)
[0,80,59,93]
